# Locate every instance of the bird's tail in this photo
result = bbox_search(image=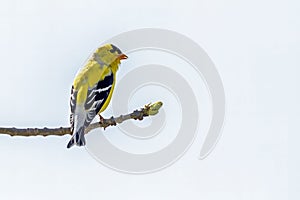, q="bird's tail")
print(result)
[67,127,86,148]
